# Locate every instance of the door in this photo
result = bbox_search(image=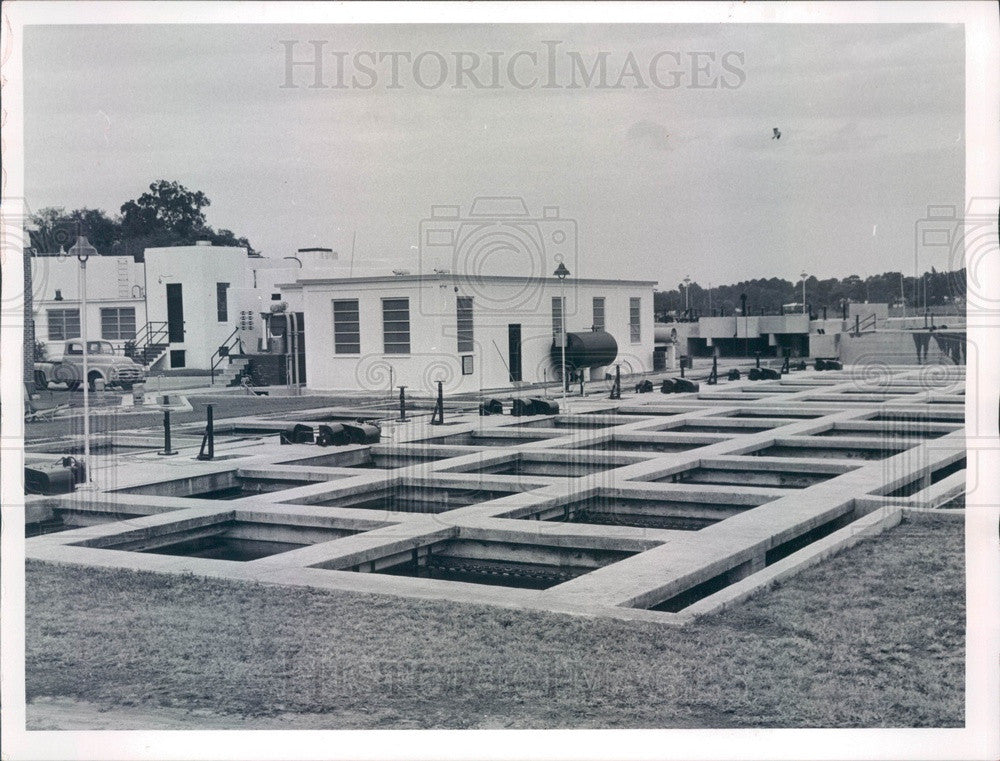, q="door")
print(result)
[166,283,184,342]
[507,323,522,382]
